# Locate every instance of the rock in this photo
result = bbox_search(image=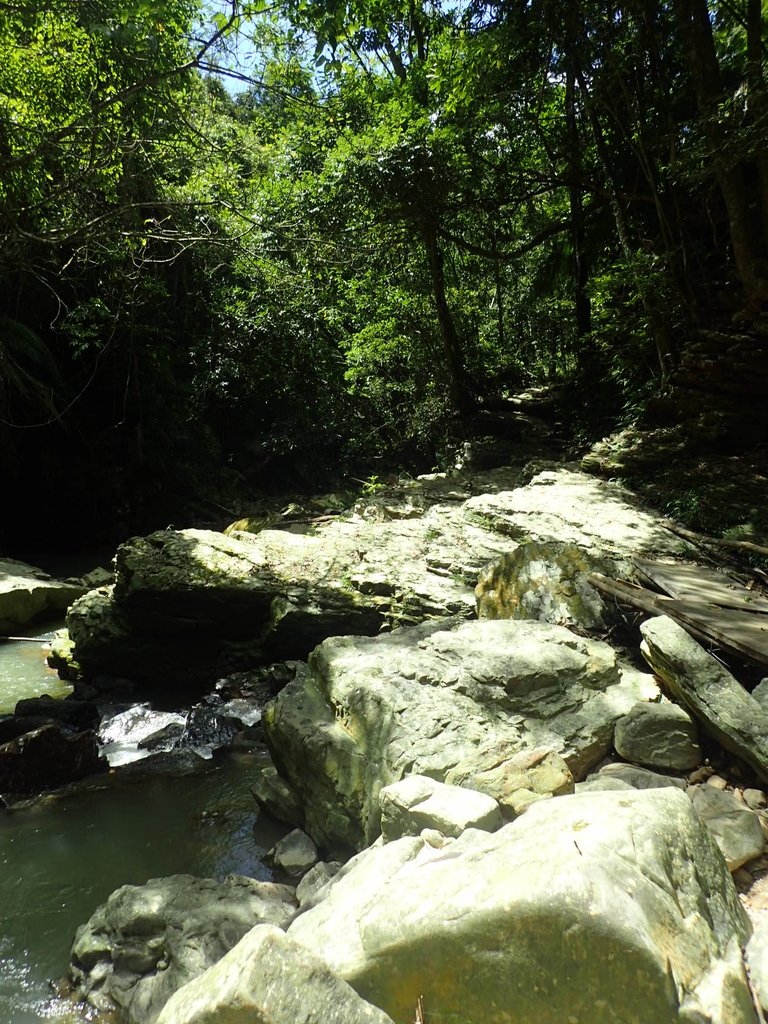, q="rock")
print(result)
[745,788,767,810]
[268,829,318,876]
[0,557,86,633]
[154,924,396,1024]
[446,744,574,817]
[746,915,768,1015]
[688,785,765,870]
[475,540,619,631]
[586,762,688,790]
[752,678,768,709]
[640,615,768,780]
[463,467,687,559]
[251,765,304,827]
[13,695,100,732]
[263,617,656,854]
[288,789,754,1024]
[0,723,106,797]
[69,874,297,1024]
[379,775,502,841]
[295,861,343,907]
[64,467,687,688]
[575,775,634,793]
[614,700,701,772]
